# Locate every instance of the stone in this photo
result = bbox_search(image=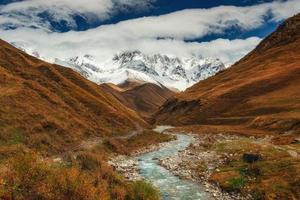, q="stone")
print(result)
[242,153,261,163]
